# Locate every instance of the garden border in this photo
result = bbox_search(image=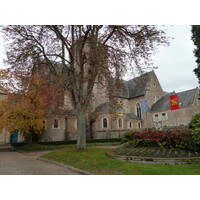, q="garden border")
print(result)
[106,151,200,165]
